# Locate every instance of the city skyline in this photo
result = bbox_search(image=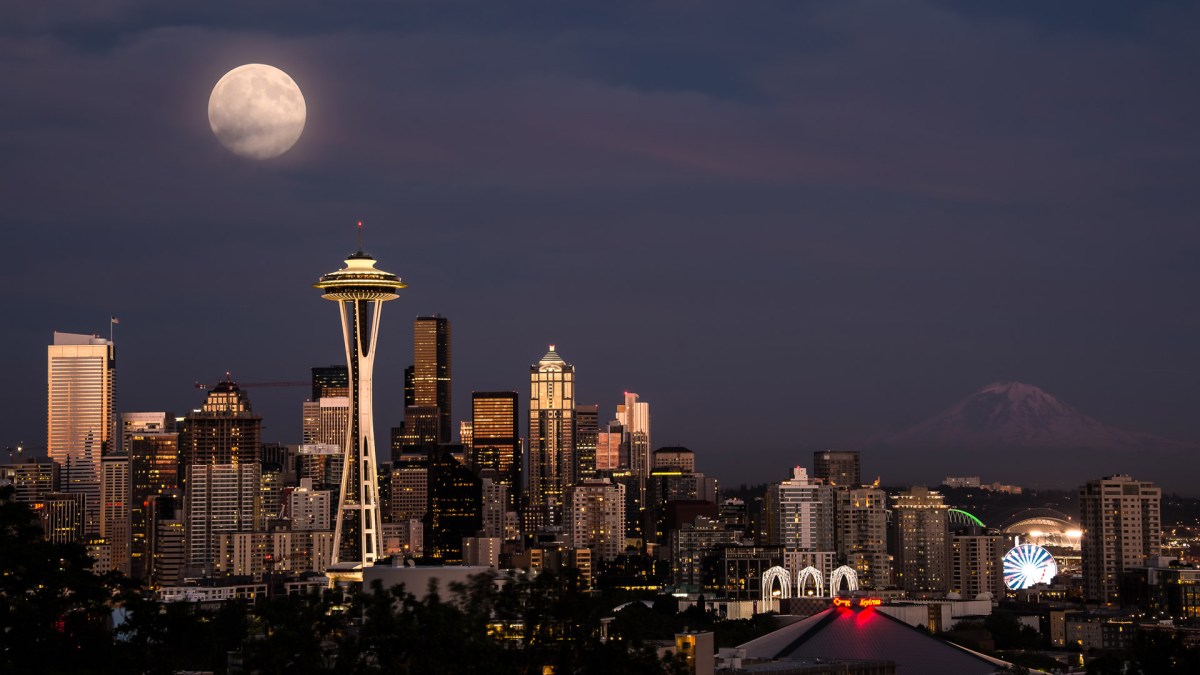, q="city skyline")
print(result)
[5,2,1200,495]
